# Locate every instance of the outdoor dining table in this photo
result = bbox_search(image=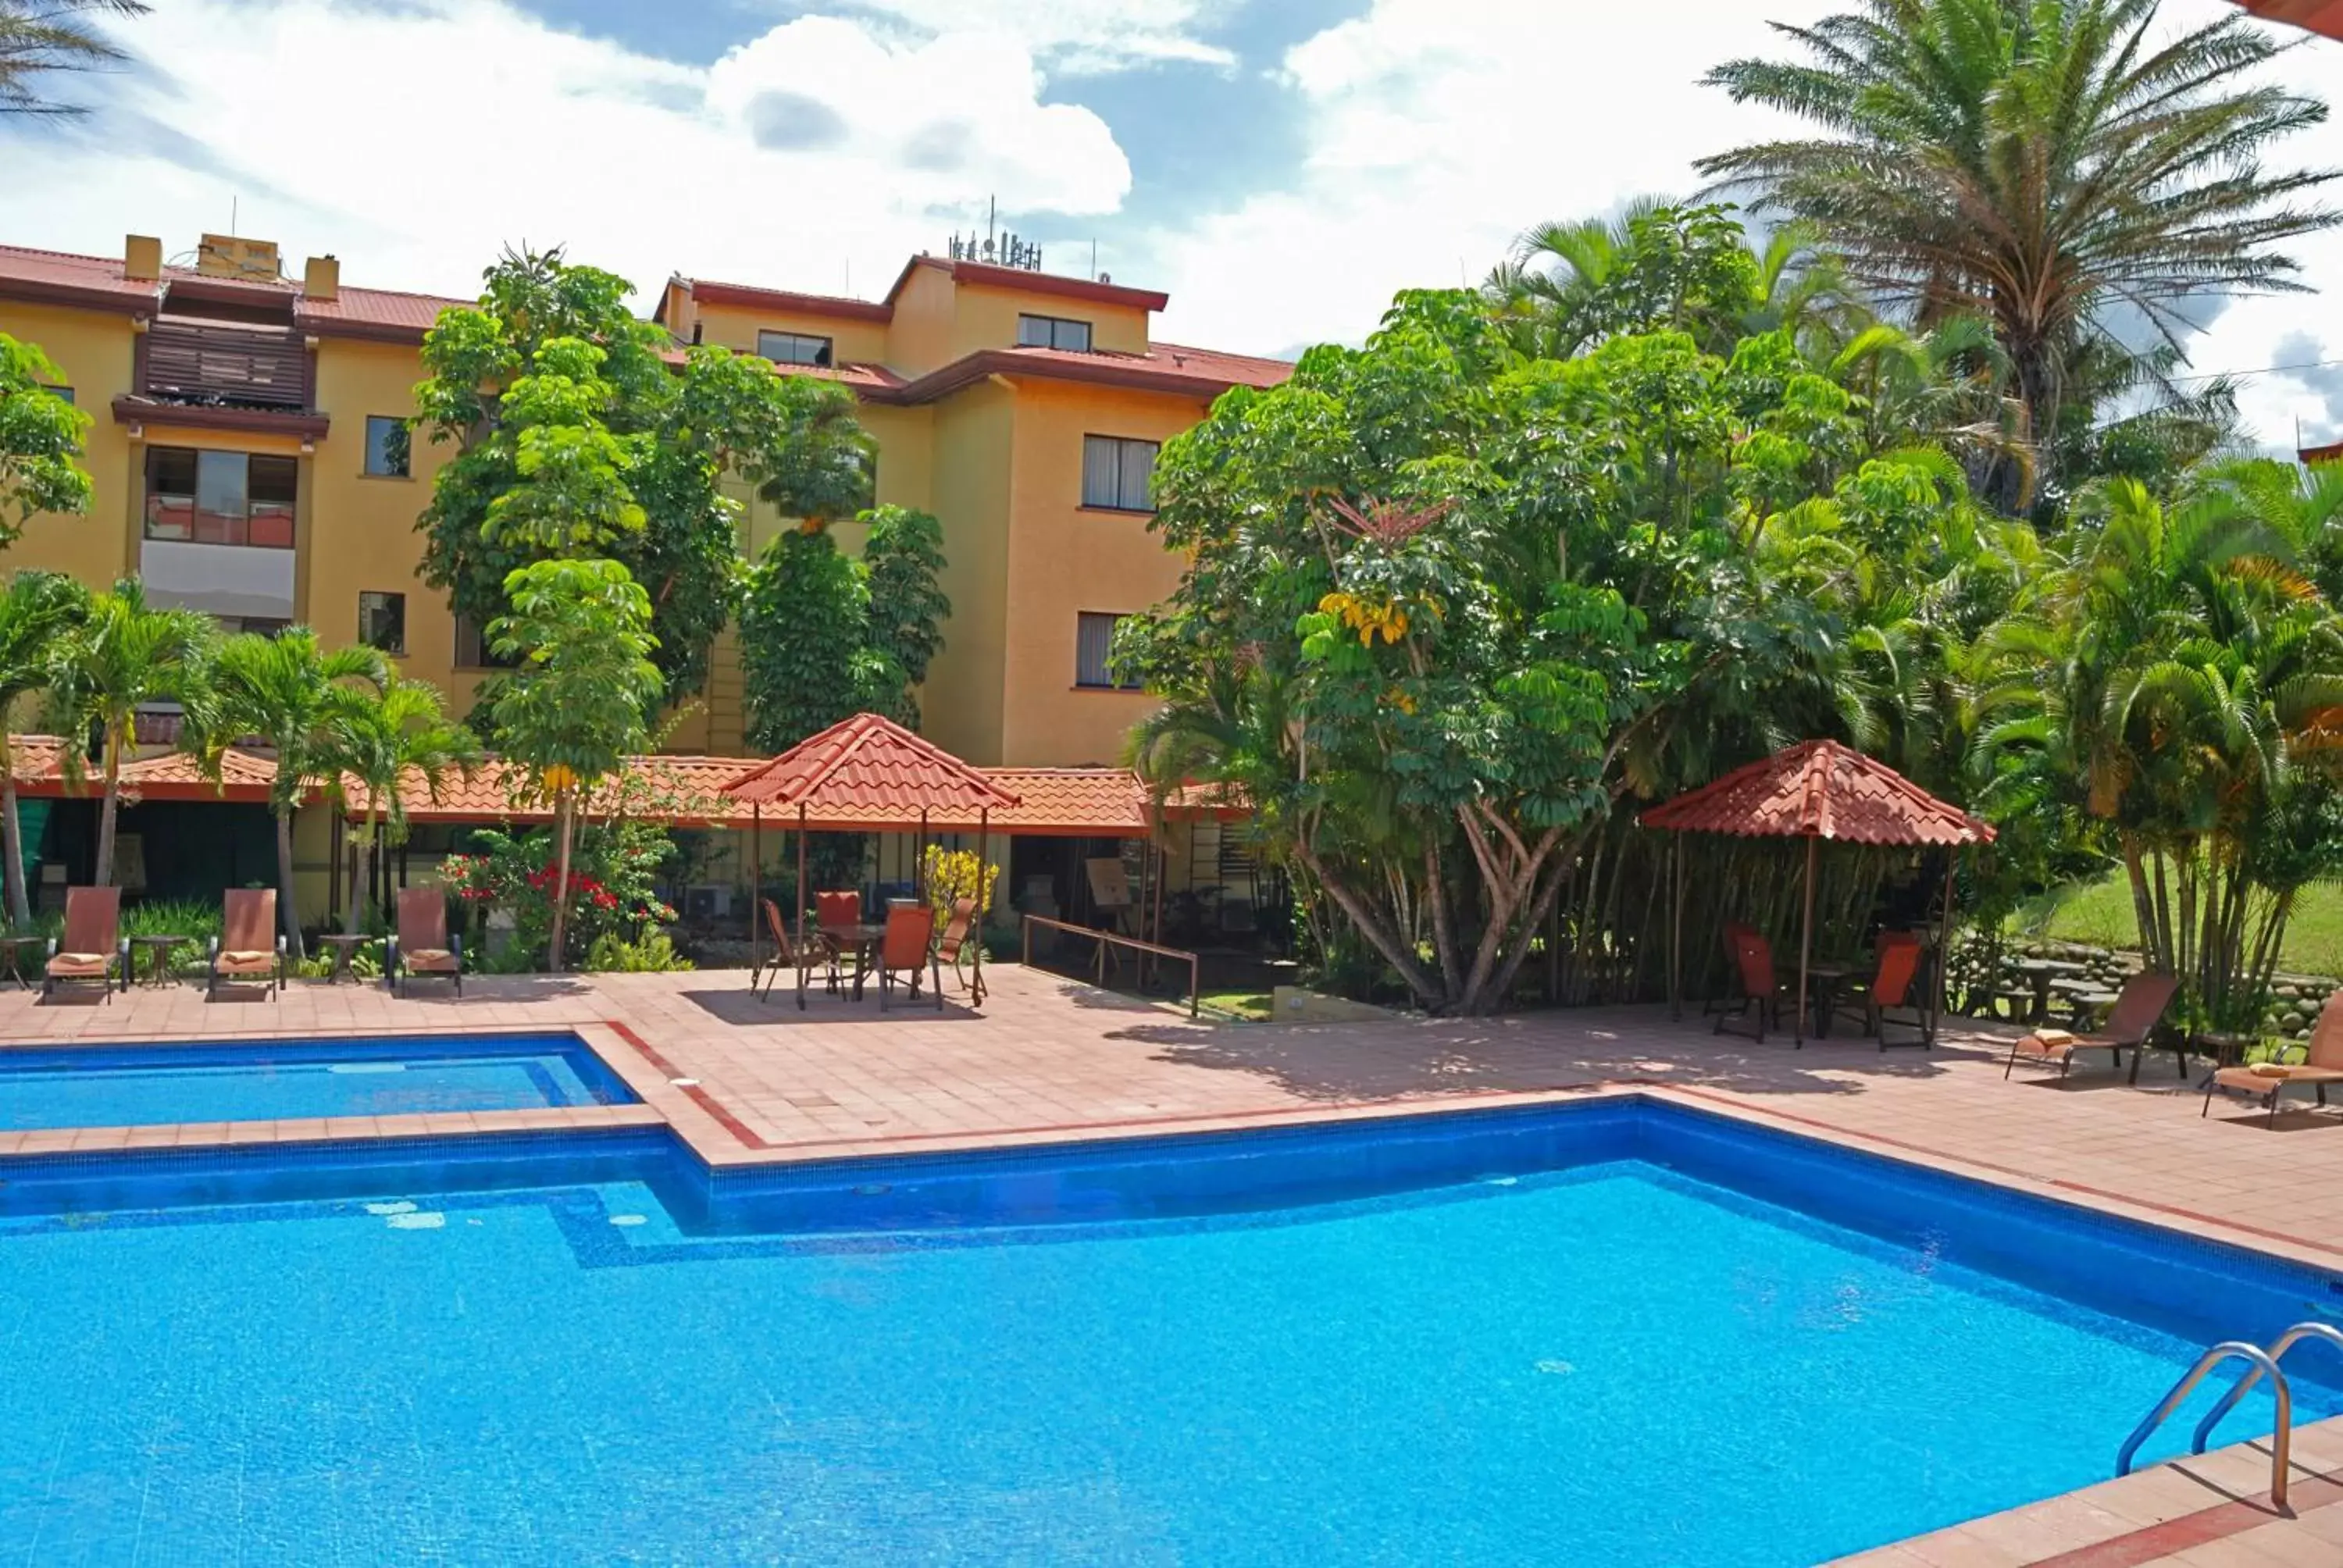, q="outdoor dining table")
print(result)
[2011,957,2091,1024]
[819,921,887,1001]
[1802,960,1856,1038]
